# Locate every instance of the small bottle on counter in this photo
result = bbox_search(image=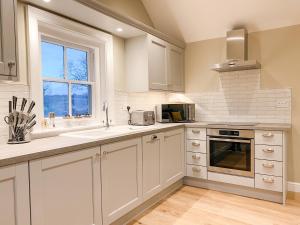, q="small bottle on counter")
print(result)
[48,112,56,128]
